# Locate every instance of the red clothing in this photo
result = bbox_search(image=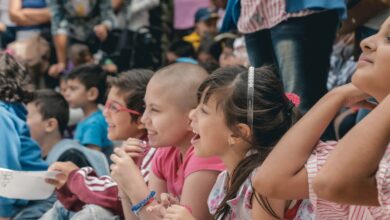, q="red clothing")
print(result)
[152,146,225,198]
[57,147,156,217]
